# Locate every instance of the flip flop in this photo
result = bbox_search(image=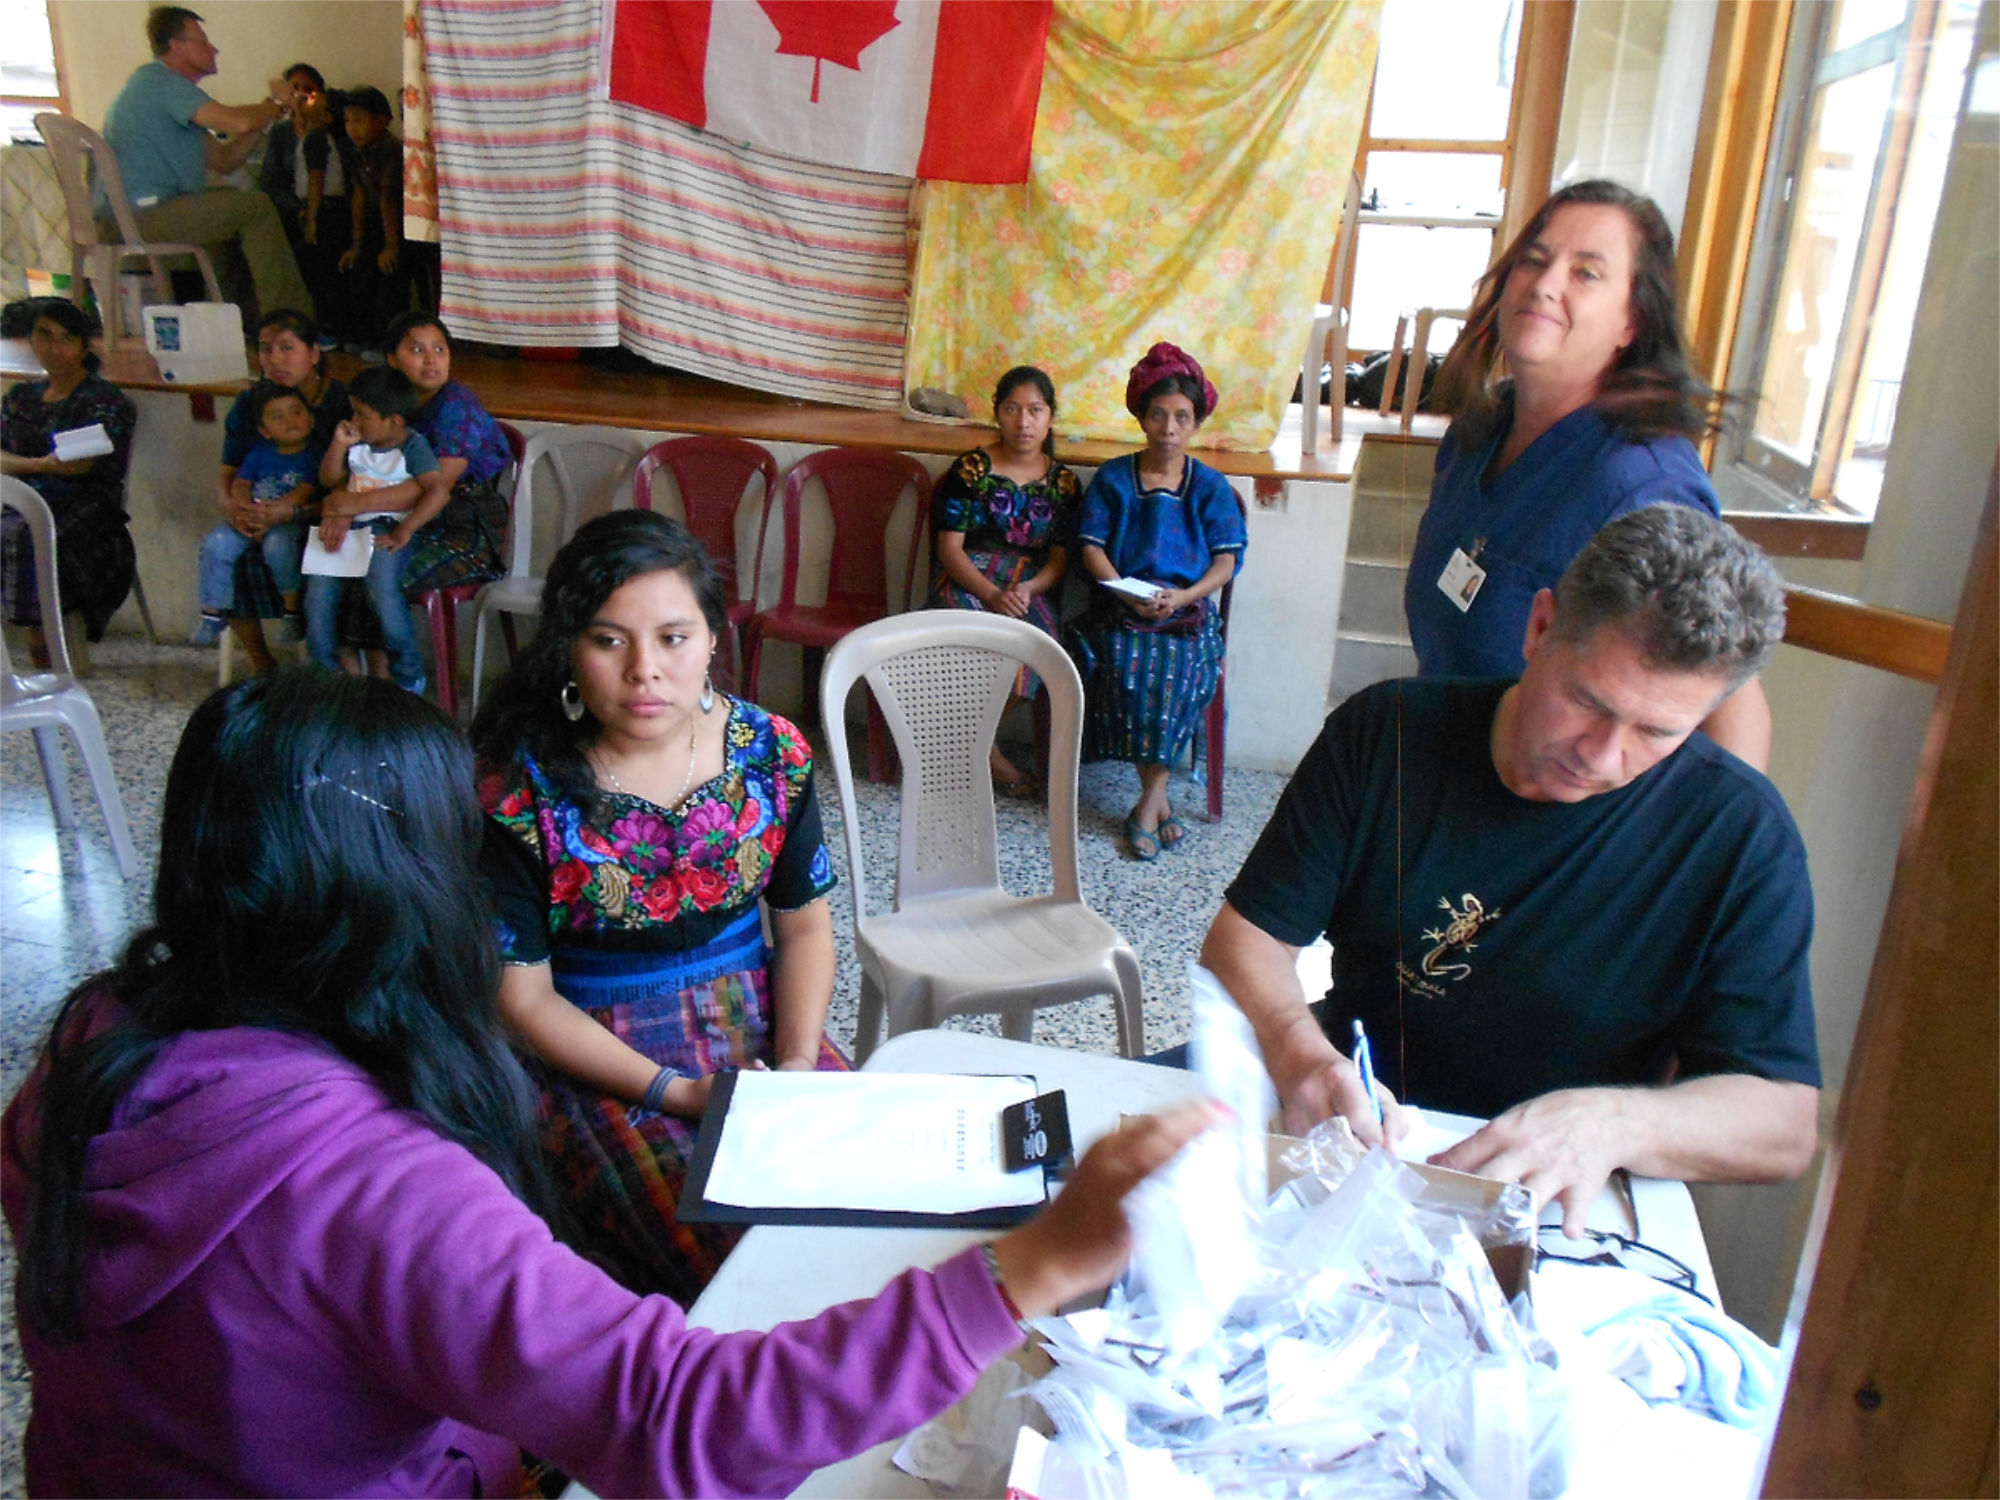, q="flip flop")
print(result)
[995,771,1043,801]
[1157,814,1189,850]
[1124,814,1160,862]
